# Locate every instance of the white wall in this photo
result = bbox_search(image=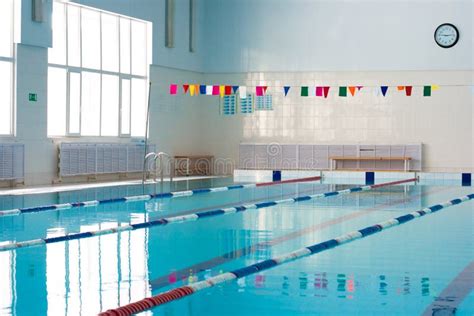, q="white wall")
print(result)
[2,0,473,186]
[201,0,473,72]
[200,70,473,173]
